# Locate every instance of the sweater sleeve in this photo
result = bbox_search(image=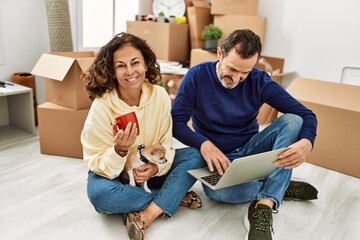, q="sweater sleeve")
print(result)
[262,79,318,146]
[81,100,127,179]
[171,67,209,150]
